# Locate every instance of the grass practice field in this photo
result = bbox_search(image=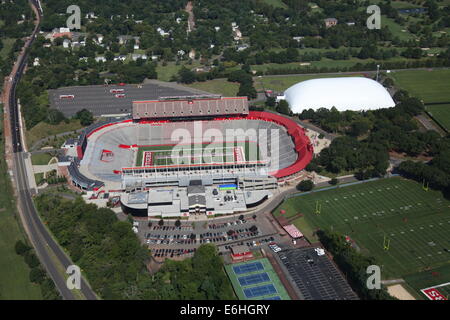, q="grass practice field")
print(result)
[390,69,450,104]
[135,141,261,167]
[404,264,450,300]
[225,258,290,300]
[275,177,450,279]
[426,104,450,131]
